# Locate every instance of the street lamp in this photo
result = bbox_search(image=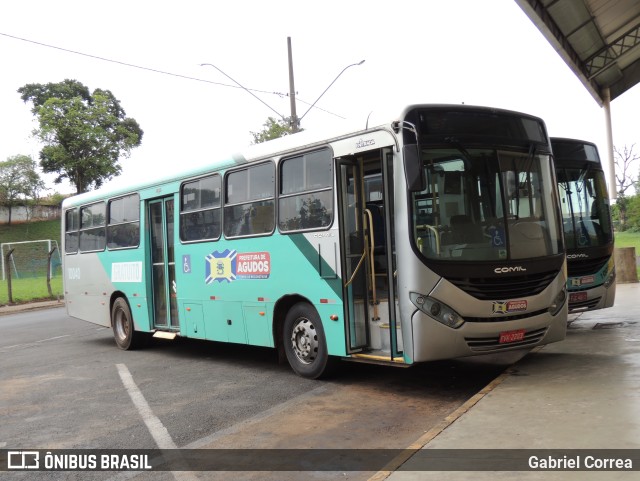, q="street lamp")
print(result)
[200,54,365,133]
[296,60,365,127]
